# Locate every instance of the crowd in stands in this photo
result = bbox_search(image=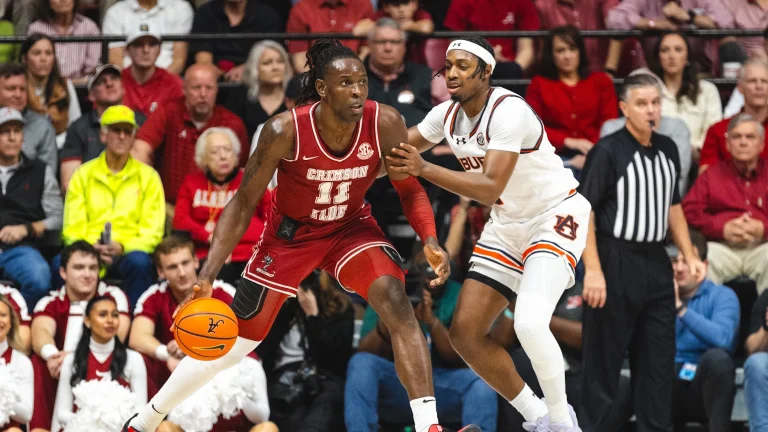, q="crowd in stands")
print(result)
[1,0,768,431]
